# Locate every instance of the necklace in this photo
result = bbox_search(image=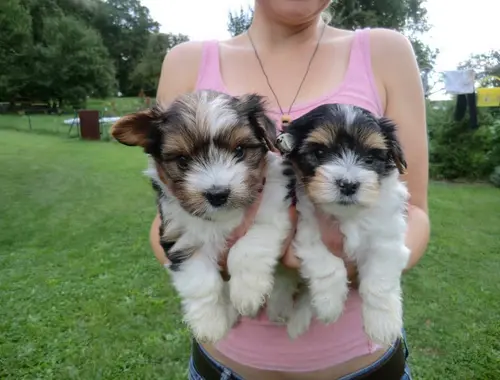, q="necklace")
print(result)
[247,22,327,129]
